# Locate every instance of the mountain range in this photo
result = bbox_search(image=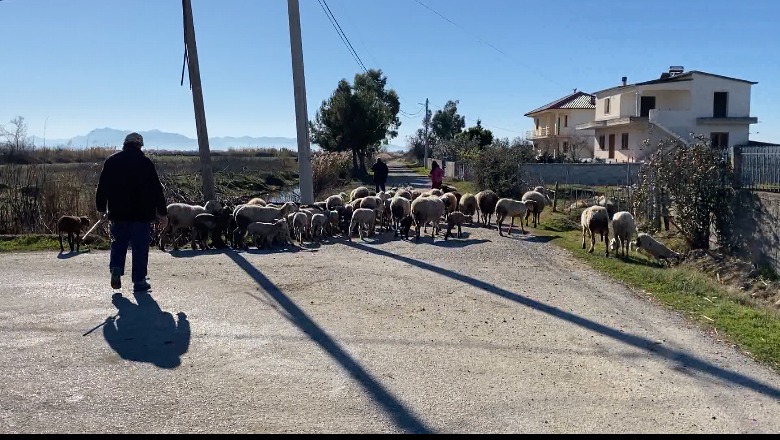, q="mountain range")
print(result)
[41,127,407,151]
